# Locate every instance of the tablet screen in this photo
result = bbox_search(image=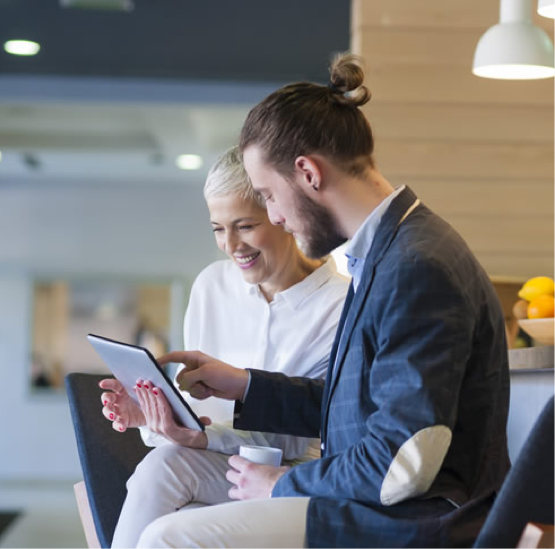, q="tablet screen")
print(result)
[87,334,204,431]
